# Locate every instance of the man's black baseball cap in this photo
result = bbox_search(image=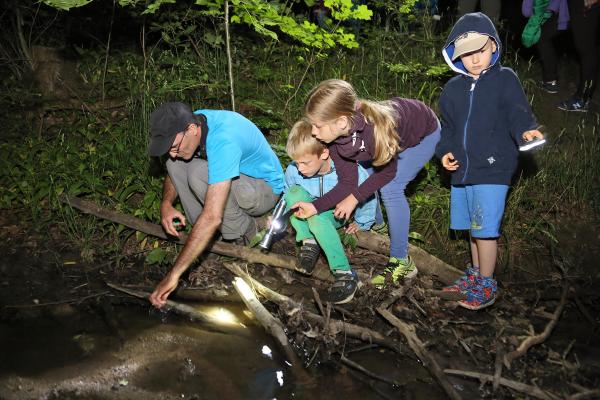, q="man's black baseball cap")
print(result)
[148,102,196,156]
